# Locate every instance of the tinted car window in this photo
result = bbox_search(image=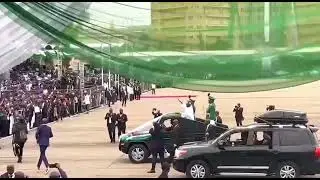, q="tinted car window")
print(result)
[279,130,311,146]
[130,116,162,133]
